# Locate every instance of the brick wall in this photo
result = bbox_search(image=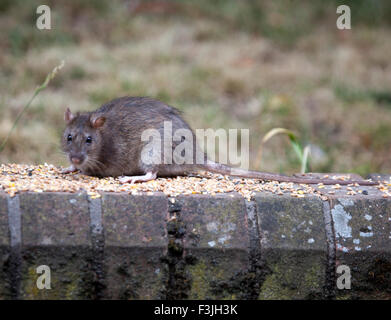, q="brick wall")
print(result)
[0,174,390,299]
